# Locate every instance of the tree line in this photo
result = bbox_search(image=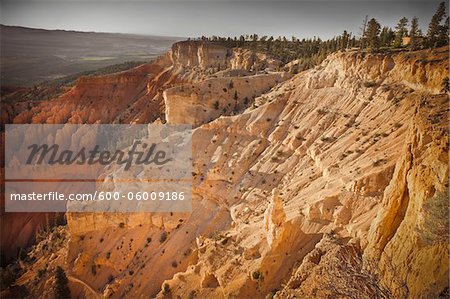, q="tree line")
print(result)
[362,2,448,52]
[193,2,449,72]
